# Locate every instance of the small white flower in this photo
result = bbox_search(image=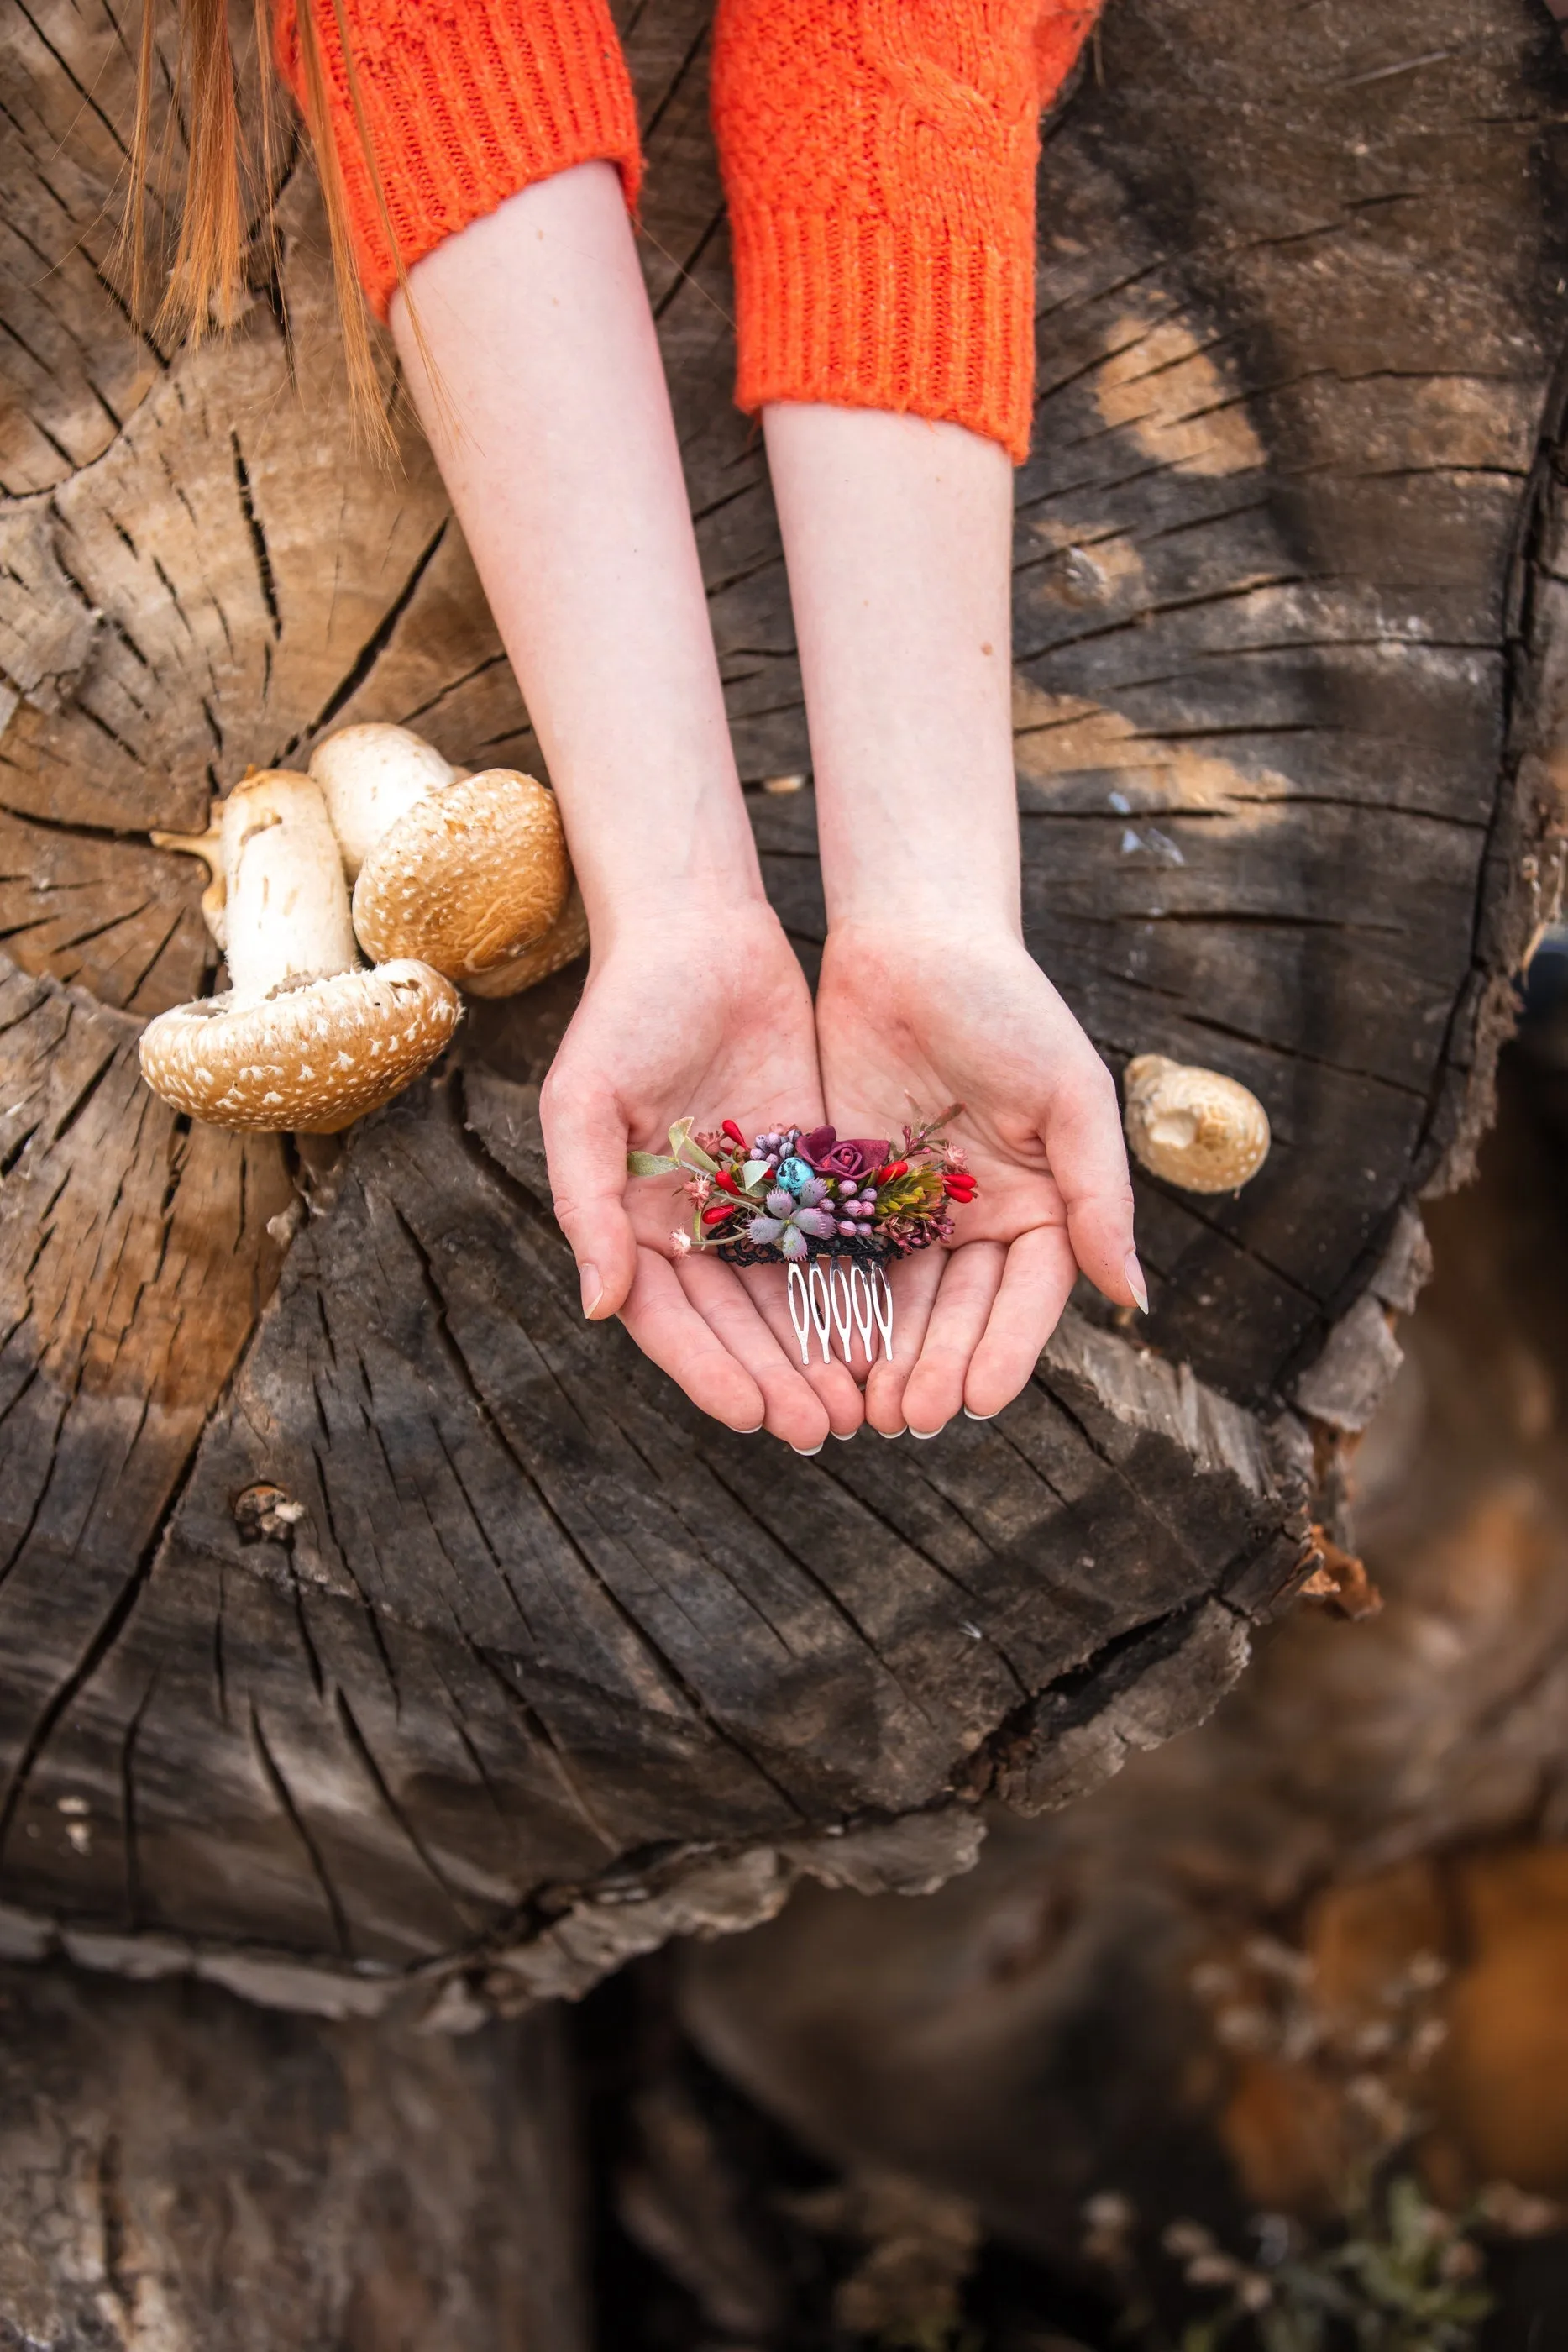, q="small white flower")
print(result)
[670,1230,692,1257]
